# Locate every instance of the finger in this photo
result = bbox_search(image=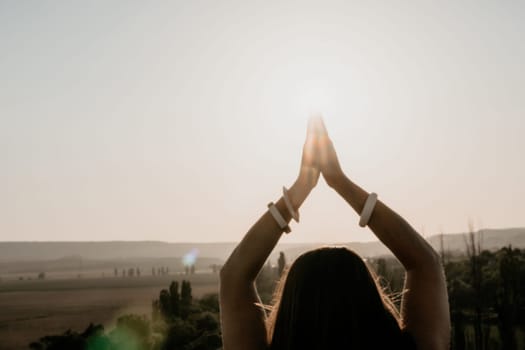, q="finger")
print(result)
[319,137,336,166]
[319,137,330,164]
[303,125,320,167]
[307,116,318,137]
[317,119,331,145]
[305,118,320,148]
[303,134,317,164]
[306,114,322,136]
[316,116,328,134]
